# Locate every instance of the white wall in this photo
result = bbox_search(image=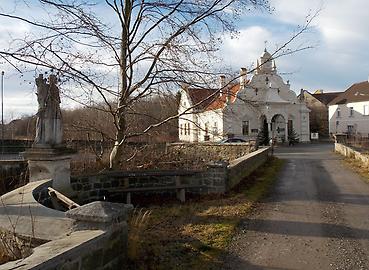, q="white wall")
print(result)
[223,102,261,139]
[178,91,197,142]
[196,109,224,142]
[178,90,224,142]
[329,101,369,136]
